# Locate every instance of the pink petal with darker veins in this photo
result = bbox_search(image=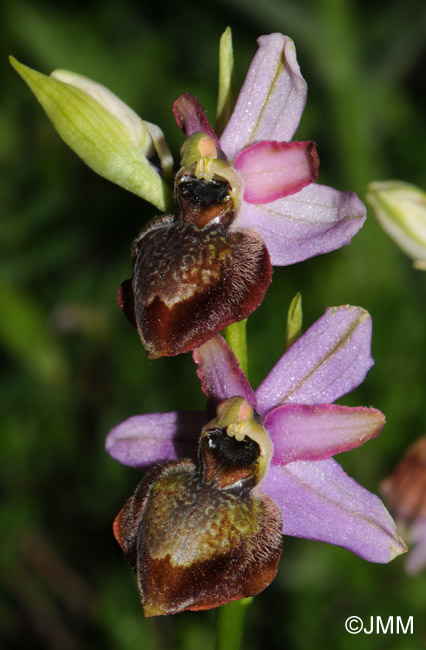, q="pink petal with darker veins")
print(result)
[220,34,307,160]
[256,305,373,415]
[234,183,366,266]
[105,411,205,470]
